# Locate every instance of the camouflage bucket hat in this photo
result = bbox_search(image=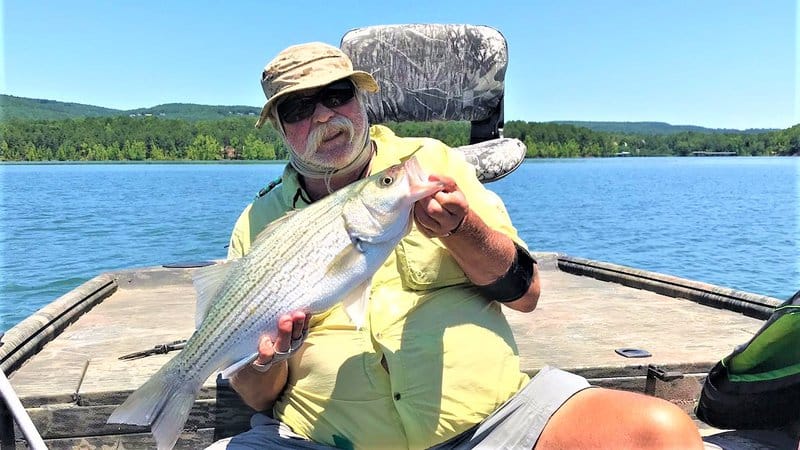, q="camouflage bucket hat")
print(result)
[255,42,379,128]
